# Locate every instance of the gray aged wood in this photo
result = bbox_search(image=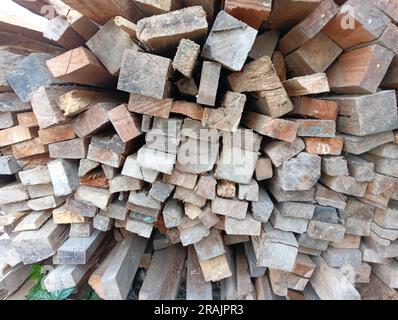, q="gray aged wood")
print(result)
[321,175,368,197]
[202,11,257,71]
[215,145,259,184]
[117,50,172,100]
[0,182,29,205]
[251,186,274,223]
[139,245,186,300]
[137,146,176,175]
[277,202,315,219]
[69,221,93,238]
[307,220,346,242]
[74,186,113,210]
[56,230,106,265]
[87,18,140,76]
[13,219,68,264]
[163,199,183,228]
[249,30,280,60]
[225,213,262,236]
[65,197,97,218]
[212,197,248,220]
[186,246,213,300]
[197,61,221,107]
[327,91,398,136]
[244,241,266,278]
[266,179,315,203]
[315,184,347,210]
[321,156,349,177]
[89,234,148,300]
[6,53,60,102]
[274,153,321,191]
[122,153,160,183]
[194,228,225,261]
[340,131,395,155]
[49,138,89,159]
[270,207,309,234]
[48,159,79,196]
[28,195,66,211]
[321,248,362,268]
[251,223,298,272]
[310,256,360,300]
[343,198,376,236]
[19,166,51,186]
[14,210,51,232]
